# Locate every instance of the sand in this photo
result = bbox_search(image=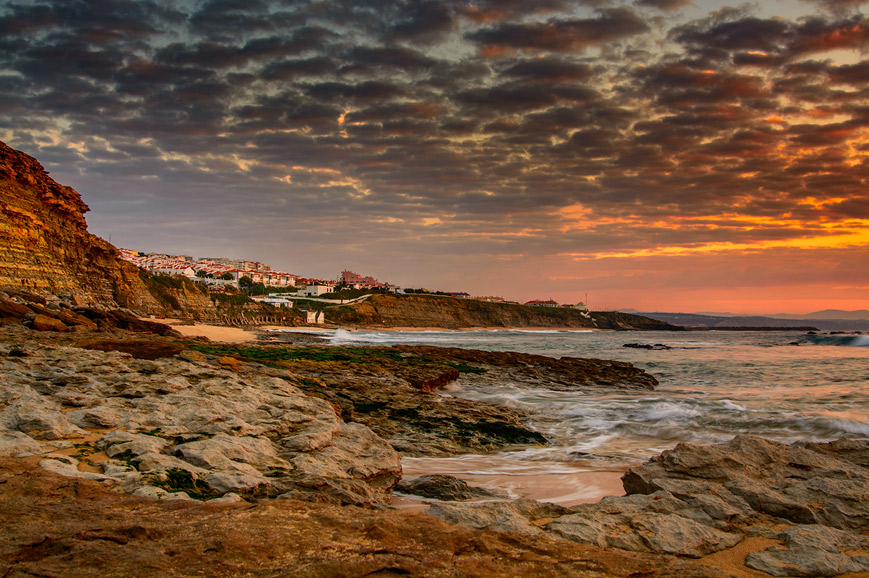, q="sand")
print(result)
[160,319,259,343]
